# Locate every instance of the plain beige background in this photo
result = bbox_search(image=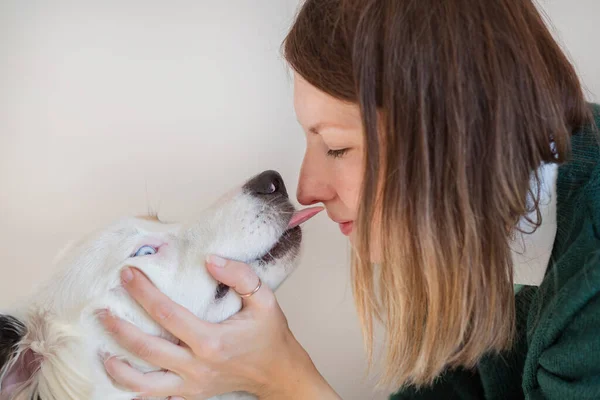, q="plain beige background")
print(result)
[0,1,598,399]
